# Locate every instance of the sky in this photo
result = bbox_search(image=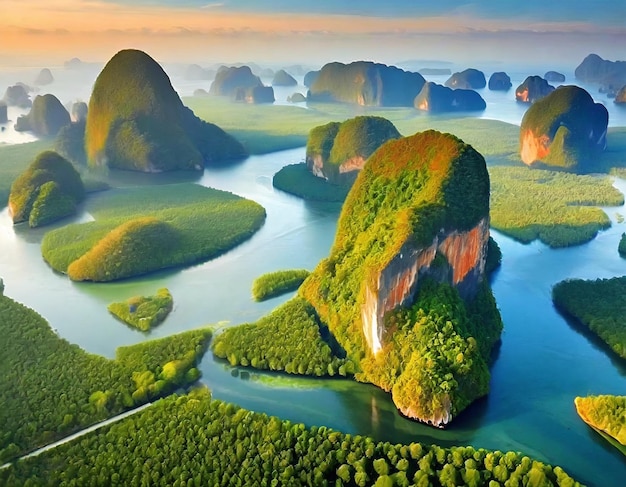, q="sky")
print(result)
[2,1,625,69]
